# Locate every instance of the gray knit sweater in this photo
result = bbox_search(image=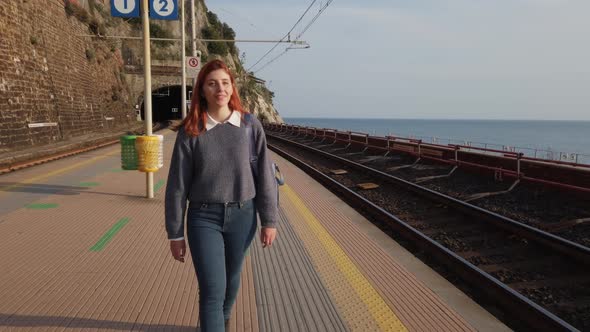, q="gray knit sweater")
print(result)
[165,117,278,239]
